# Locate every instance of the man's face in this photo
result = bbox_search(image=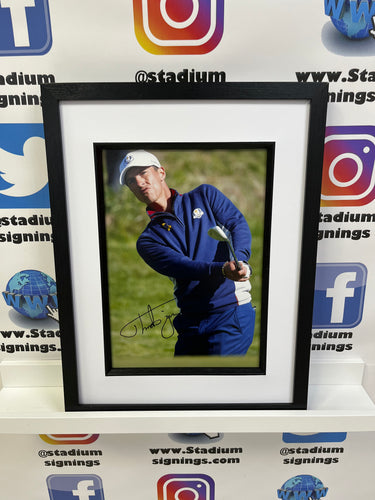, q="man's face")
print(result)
[125,165,166,206]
